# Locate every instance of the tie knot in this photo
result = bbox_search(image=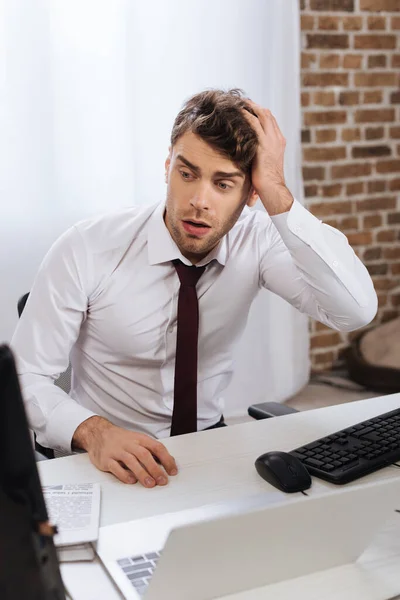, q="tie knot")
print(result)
[173,260,206,287]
